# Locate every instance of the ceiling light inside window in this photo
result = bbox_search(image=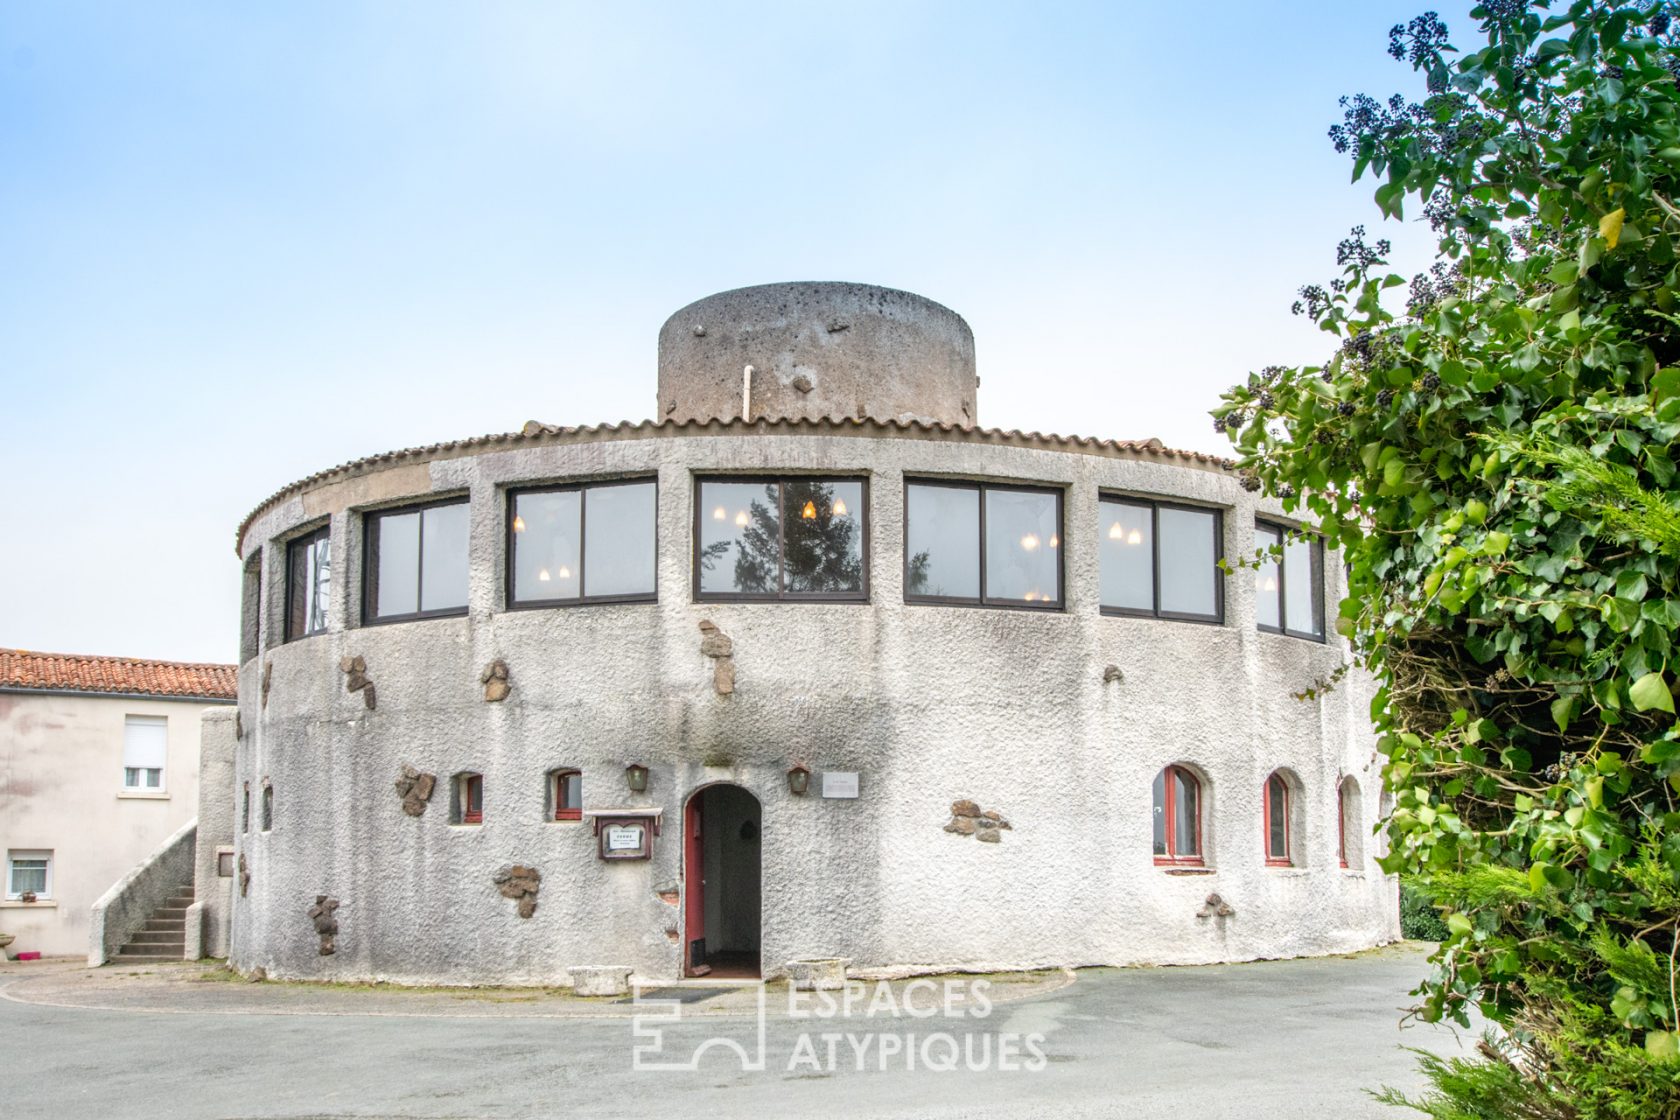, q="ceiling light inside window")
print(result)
[712,506,726,520]
[538,568,551,581]
[1108,522,1125,540]
[801,500,817,520]
[734,510,749,528]
[1020,533,1040,551]
[832,498,848,517]
[512,515,526,533]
